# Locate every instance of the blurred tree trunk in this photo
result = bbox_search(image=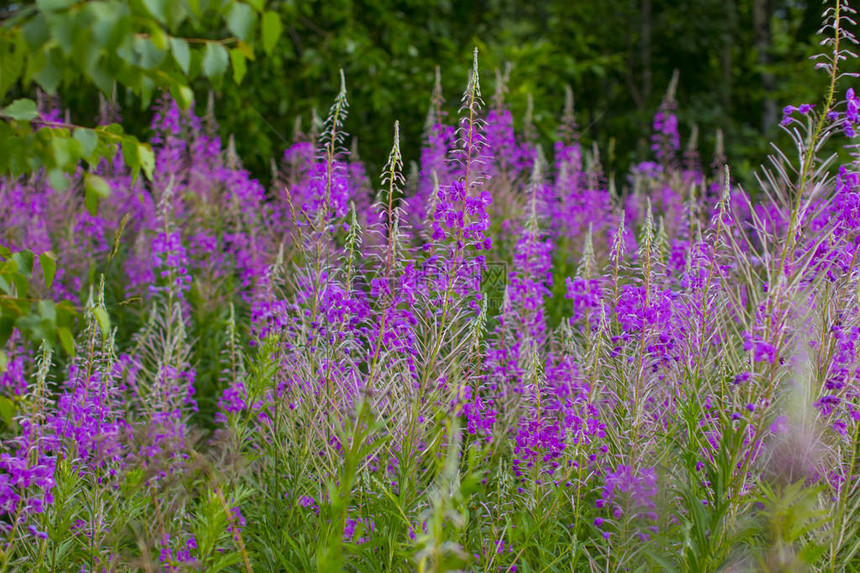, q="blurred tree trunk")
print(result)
[642,0,652,103]
[797,0,822,43]
[753,0,777,130]
[722,0,736,113]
